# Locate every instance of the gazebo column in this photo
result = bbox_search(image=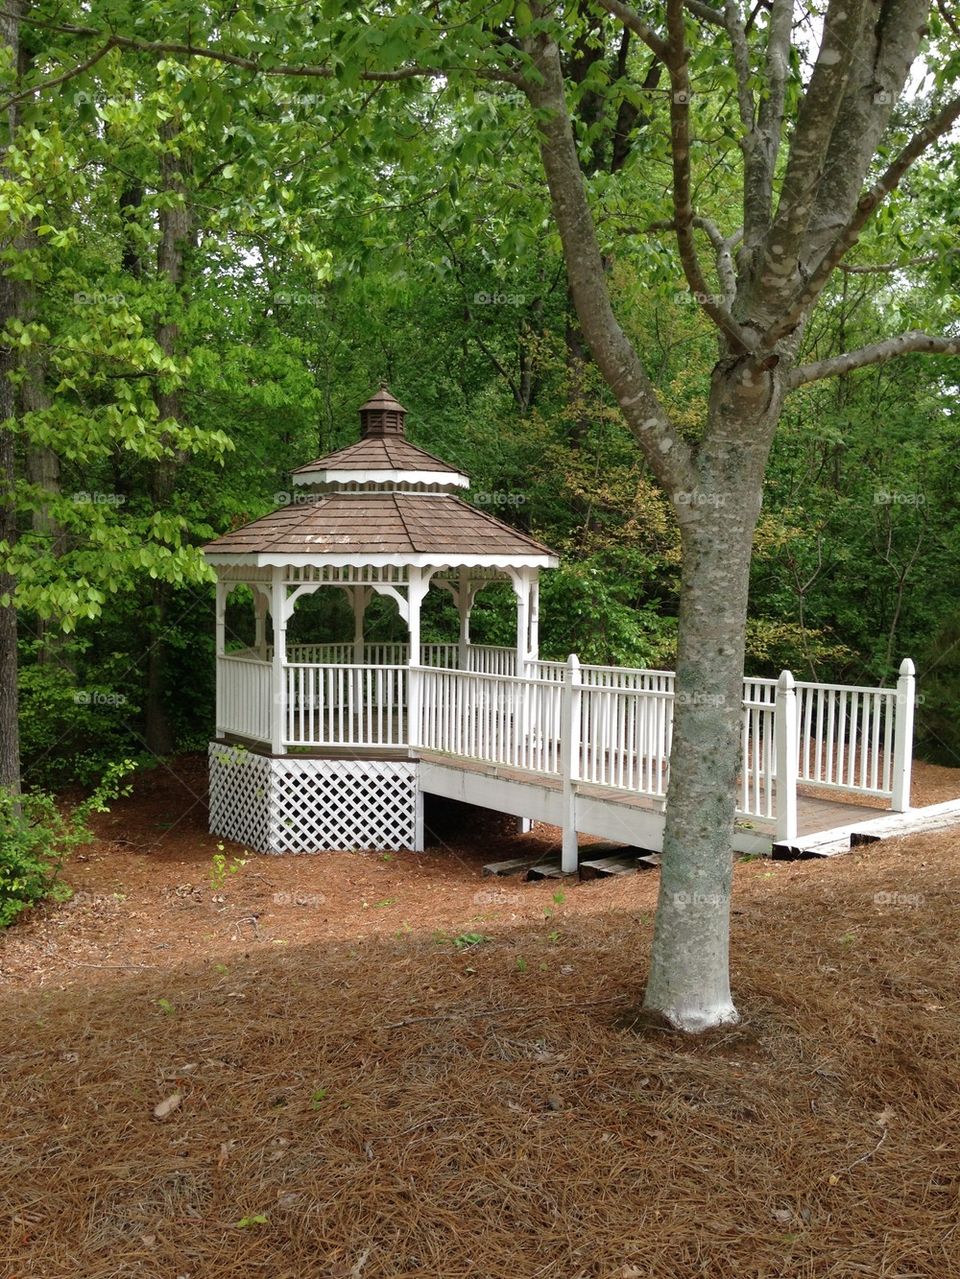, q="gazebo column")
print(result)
[406,567,429,747]
[529,574,540,662]
[214,576,226,737]
[350,585,372,664]
[457,569,477,671]
[270,567,287,755]
[514,568,536,675]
